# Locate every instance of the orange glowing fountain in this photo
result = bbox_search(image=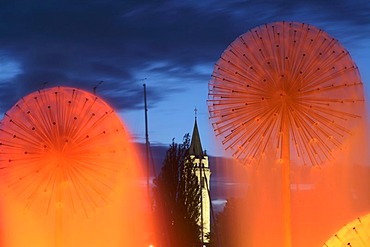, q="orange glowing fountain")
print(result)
[208,22,364,246]
[0,86,147,247]
[323,213,370,247]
